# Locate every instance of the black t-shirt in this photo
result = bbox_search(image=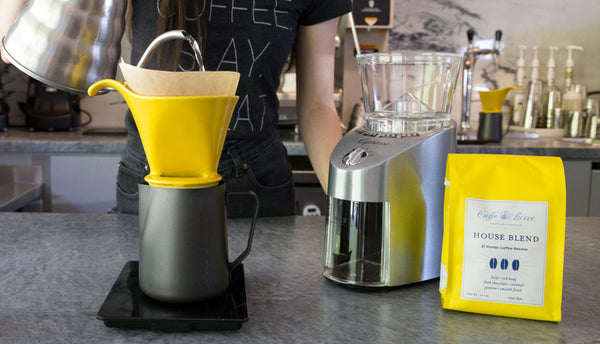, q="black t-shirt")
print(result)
[130,0,352,141]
